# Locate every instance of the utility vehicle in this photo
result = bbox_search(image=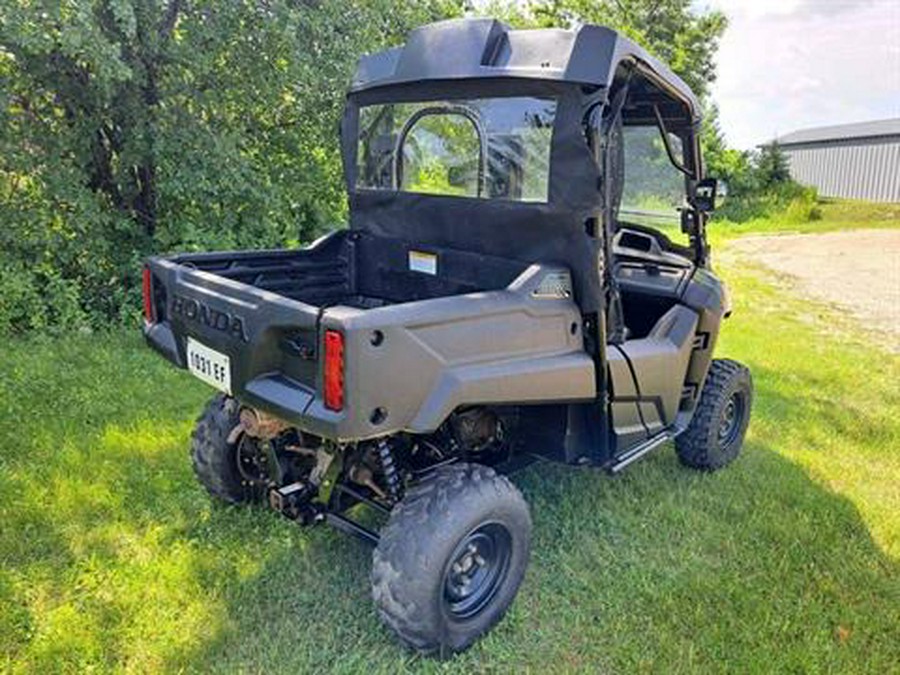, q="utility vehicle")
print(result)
[142,18,753,655]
